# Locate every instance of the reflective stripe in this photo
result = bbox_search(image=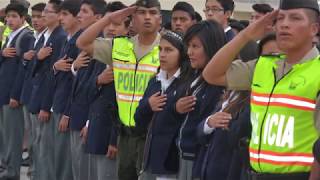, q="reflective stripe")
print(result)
[251,92,316,111]
[249,148,314,166]
[116,93,142,102]
[113,61,158,73]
